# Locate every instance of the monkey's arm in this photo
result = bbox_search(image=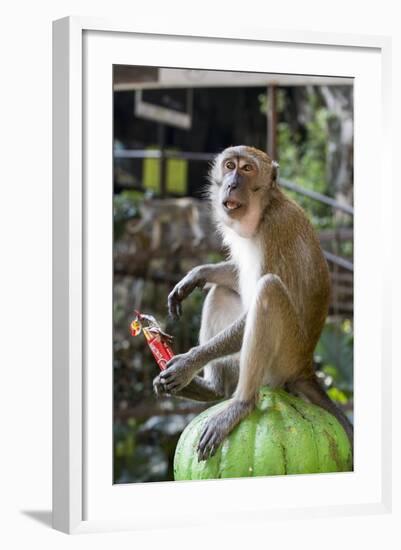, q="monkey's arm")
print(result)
[154,375,224,402]
[168,261,238,319]
[156,315,246,393]
[192,314,245,363]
